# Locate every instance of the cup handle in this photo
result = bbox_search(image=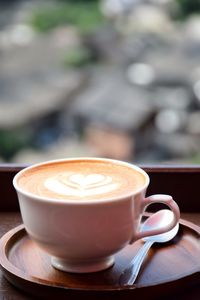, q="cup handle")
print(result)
[135,194,180,240]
